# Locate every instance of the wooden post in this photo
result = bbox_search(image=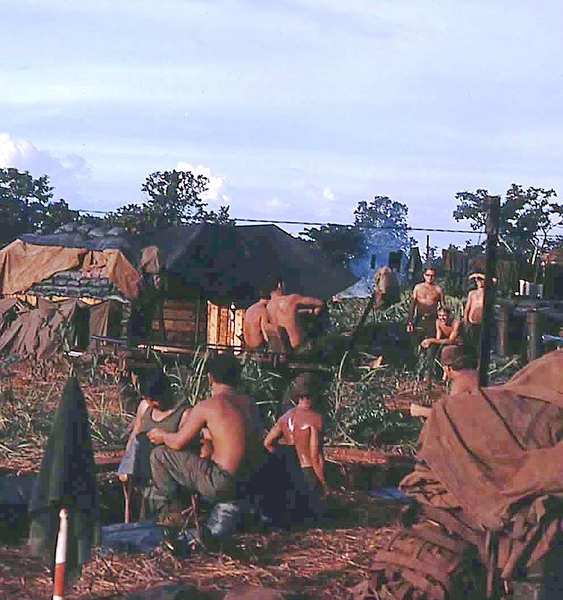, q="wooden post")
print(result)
[526,309,542,362]
[194,294,201,346]
[497,302,511,357]
[426,235,430,267]
[479,196,500,387]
